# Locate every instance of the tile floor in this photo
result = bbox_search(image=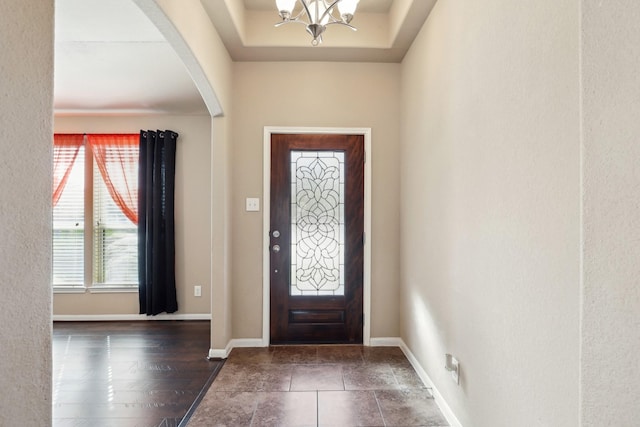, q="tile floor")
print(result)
[187,346,449,427]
